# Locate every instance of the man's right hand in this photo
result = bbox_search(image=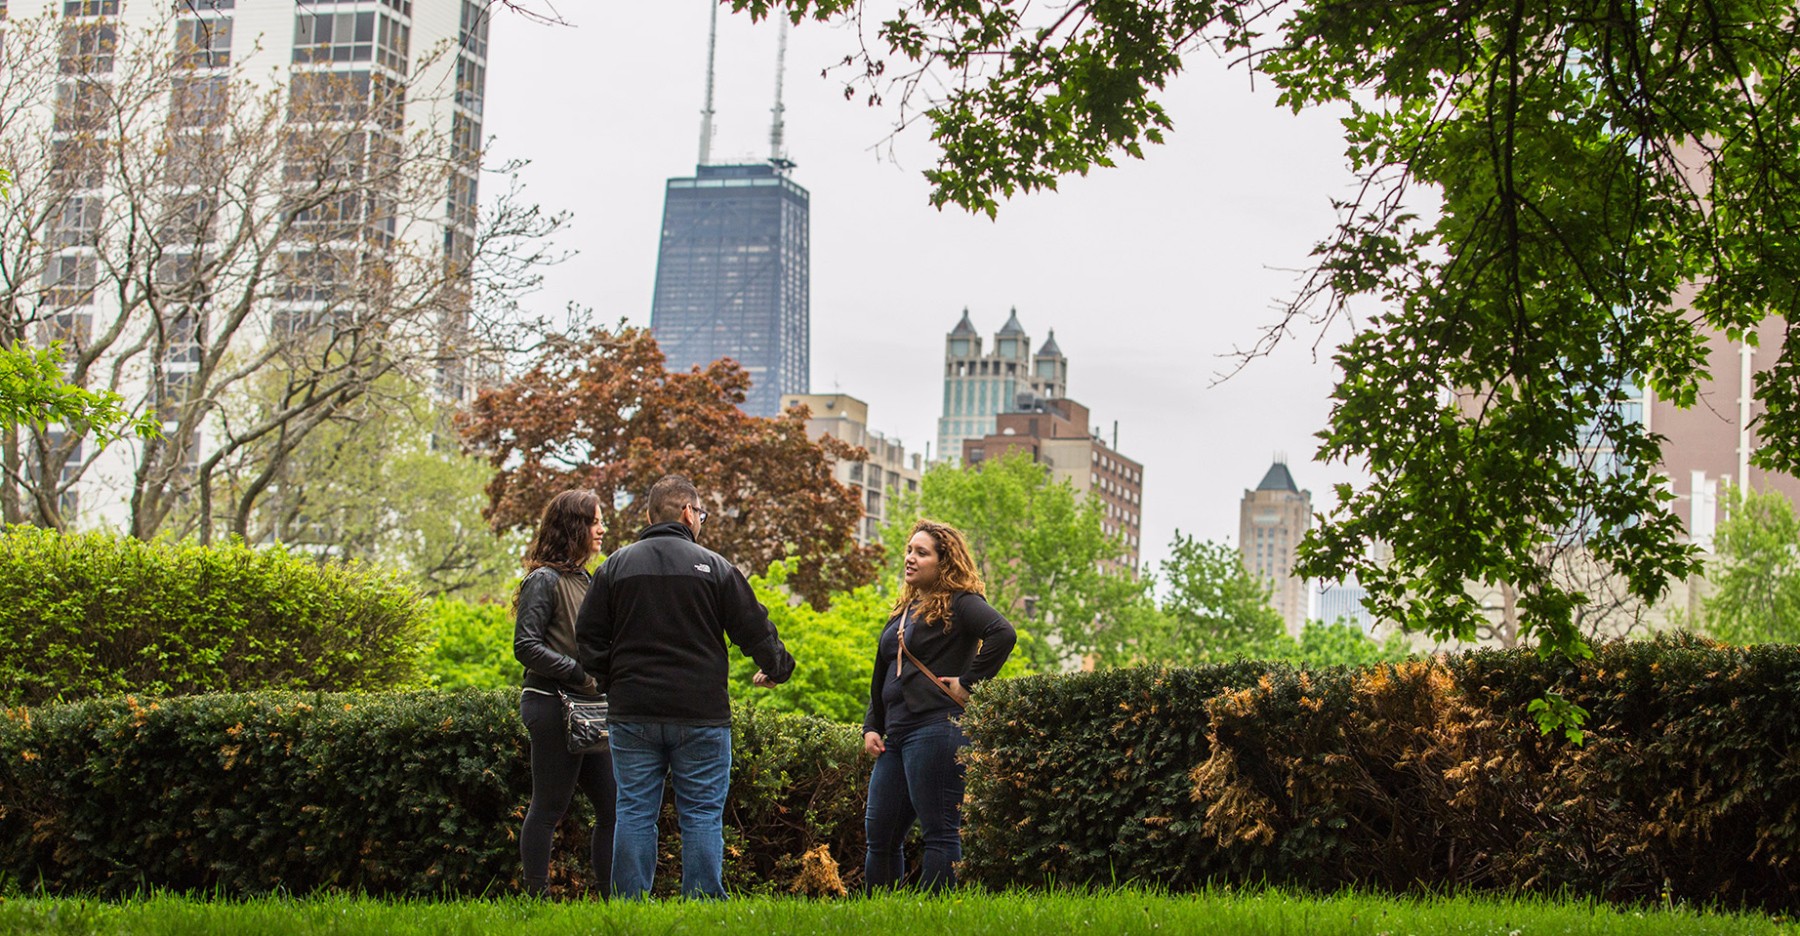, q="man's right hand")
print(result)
[863,731,885,756]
